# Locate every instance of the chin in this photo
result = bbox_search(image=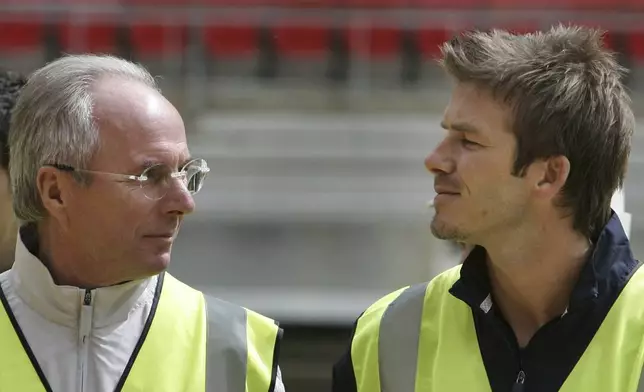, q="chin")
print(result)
[430,216,466,241]
[141,252,172,276]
